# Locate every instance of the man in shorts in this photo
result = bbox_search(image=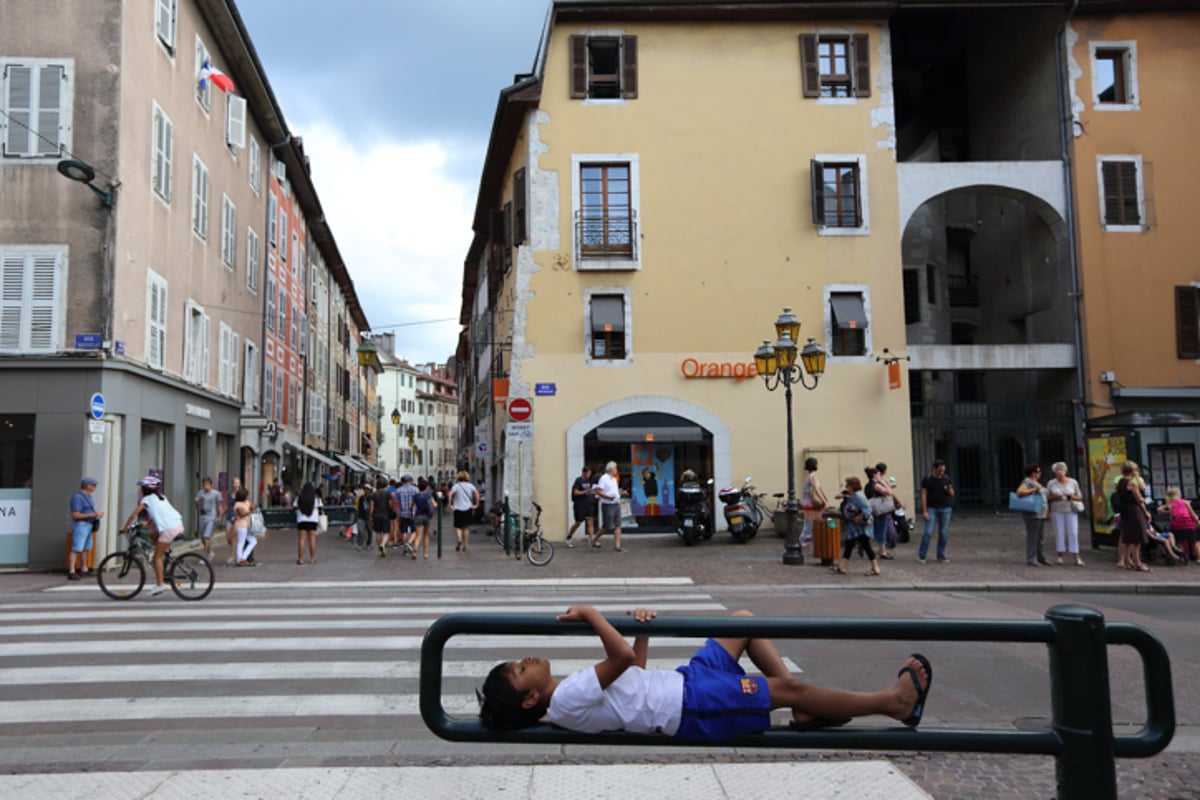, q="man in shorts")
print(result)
[590,461,625,552]
[565,466,595,548]
[194,477,222,559]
